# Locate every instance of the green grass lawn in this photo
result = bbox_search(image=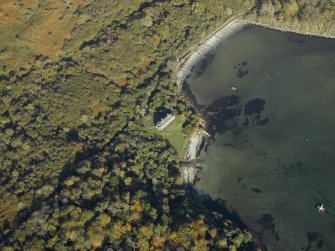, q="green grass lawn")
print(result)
[143,114,187,157]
